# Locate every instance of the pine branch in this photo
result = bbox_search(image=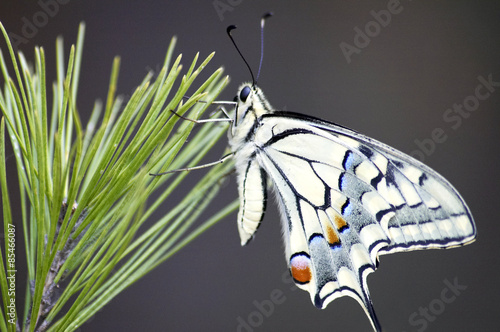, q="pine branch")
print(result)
[0,21,237,332]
